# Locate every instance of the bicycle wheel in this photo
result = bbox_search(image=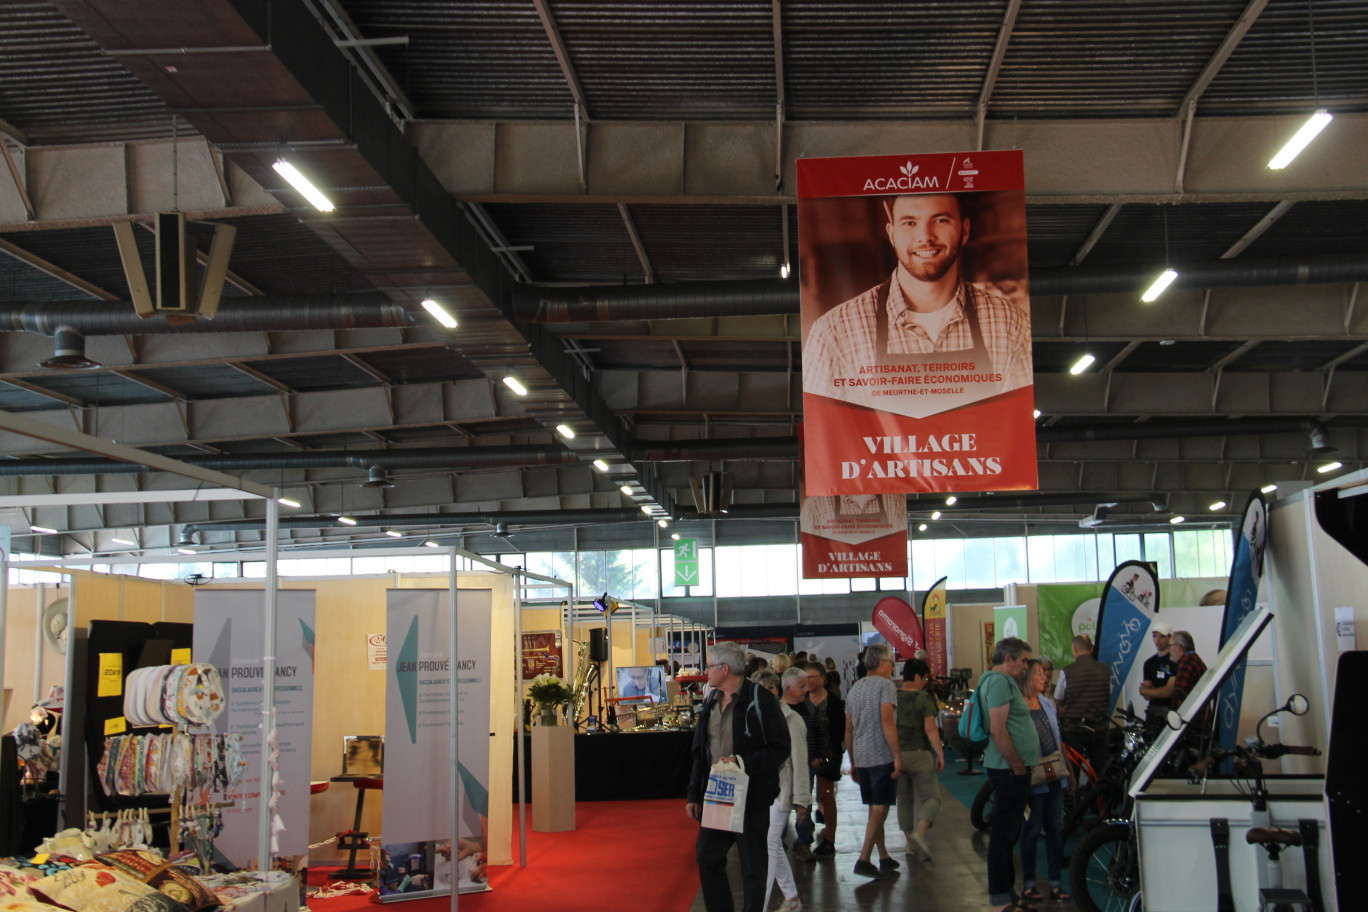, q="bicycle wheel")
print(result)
[1063,781,1121,841]
[970,779,994,831]
[1071,822,1142,912]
